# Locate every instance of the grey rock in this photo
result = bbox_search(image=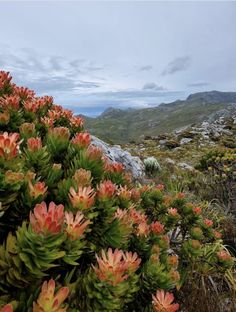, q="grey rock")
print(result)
[178,162,195,171]
[180,137,192,145]
[91,136,145,180]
